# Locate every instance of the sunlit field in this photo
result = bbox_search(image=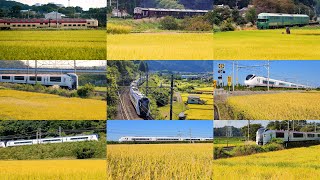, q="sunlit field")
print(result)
[226,92,320,120]
[107,33,213,60]
[0,89,106,120]
[0,160,106,180]
[181,93,213,120]
[213,29,320,60]
[0,30,106,60]
[213,145,320,179]
[107,144,213,179]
